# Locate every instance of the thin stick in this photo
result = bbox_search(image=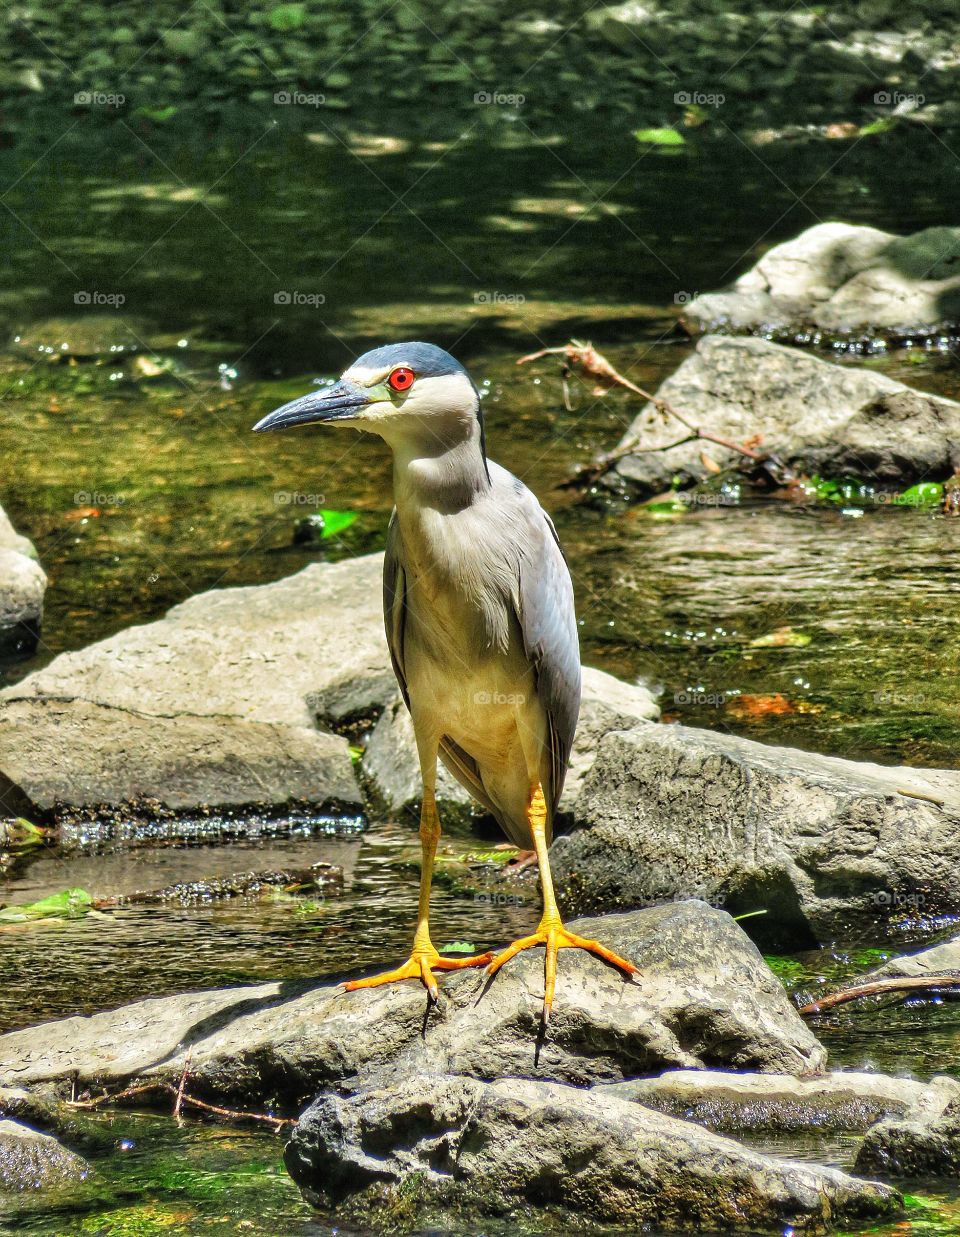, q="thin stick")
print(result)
[518,342,769,486]
[173,1052,191,1120]
[895,786,946,808]
[66,1079,294,1131]
[799,974,960,1016]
